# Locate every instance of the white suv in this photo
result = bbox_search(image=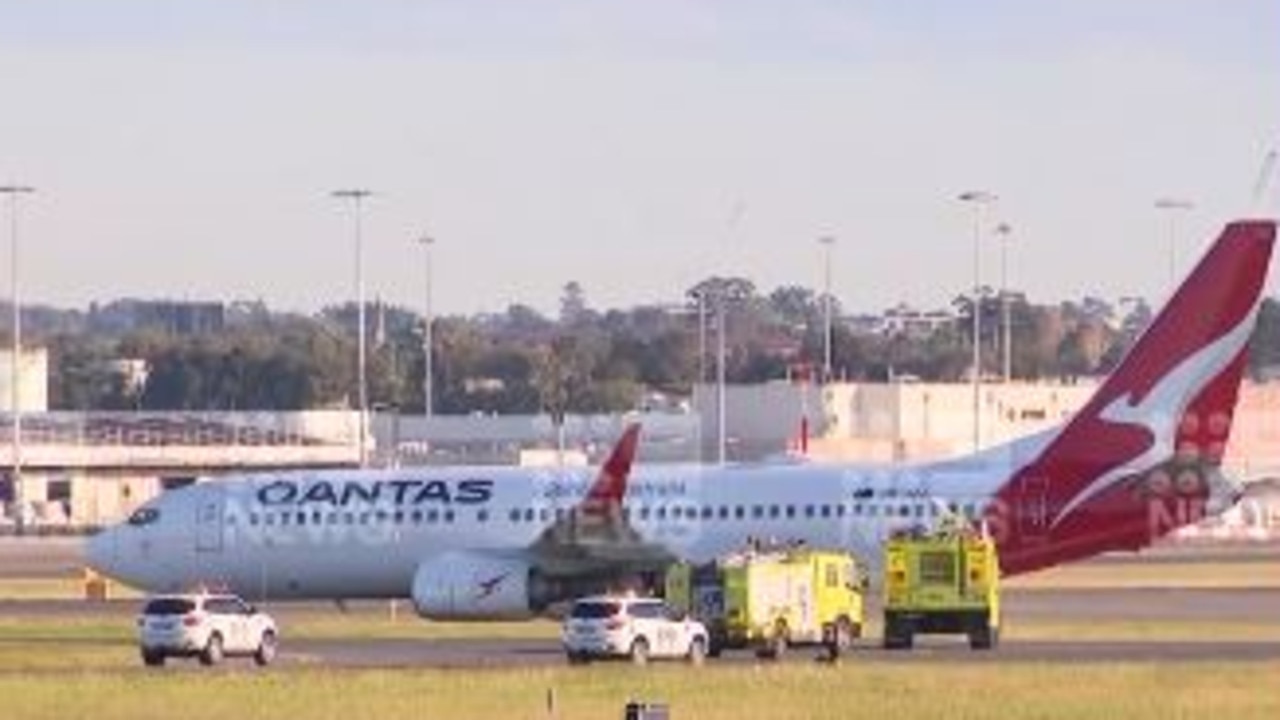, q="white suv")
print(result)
[563,595,709,665]
[138,593,278,667]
